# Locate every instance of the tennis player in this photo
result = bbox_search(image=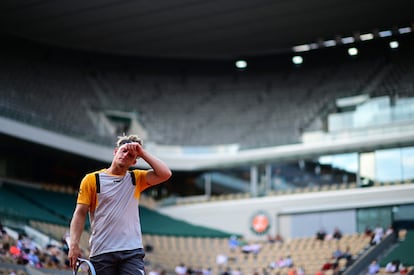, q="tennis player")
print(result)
[69,134,172,275]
